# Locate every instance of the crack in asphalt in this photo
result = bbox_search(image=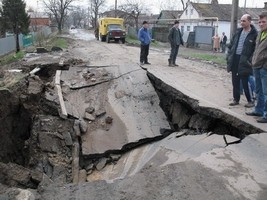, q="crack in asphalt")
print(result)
[70,68,143,90]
